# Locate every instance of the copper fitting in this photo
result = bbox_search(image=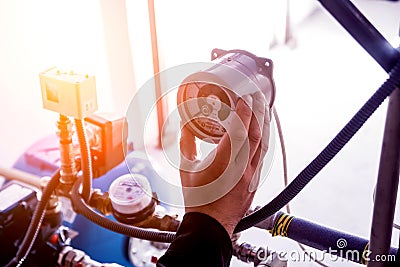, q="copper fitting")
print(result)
[57,115,77,195]
[89,189,113,216]
[132,207,180,232]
